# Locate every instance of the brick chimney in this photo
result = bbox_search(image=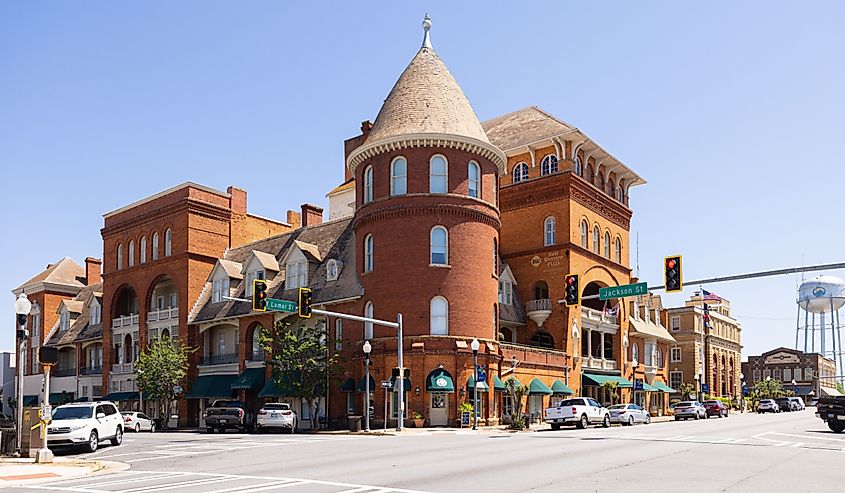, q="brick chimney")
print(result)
[301,204,324,227]
[227,186,247,214]
[286,210,302,228]
[85,257,102,286]
[343,120,372,181]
